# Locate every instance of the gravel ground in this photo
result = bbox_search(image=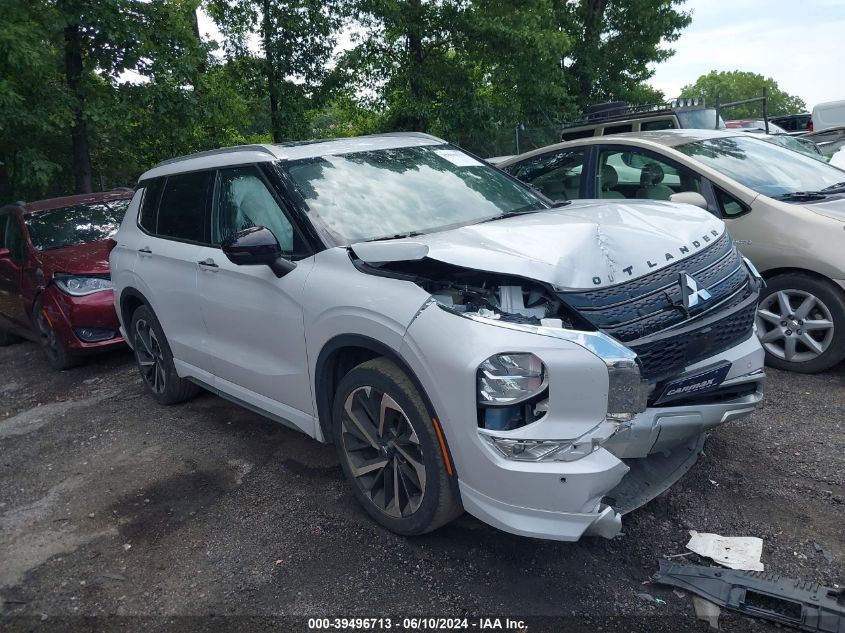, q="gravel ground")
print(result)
[1,340,843,632]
